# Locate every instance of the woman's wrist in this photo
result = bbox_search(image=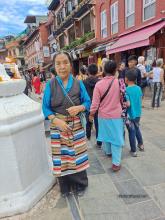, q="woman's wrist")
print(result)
[48,115,56,124]
[80,105,85,112]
